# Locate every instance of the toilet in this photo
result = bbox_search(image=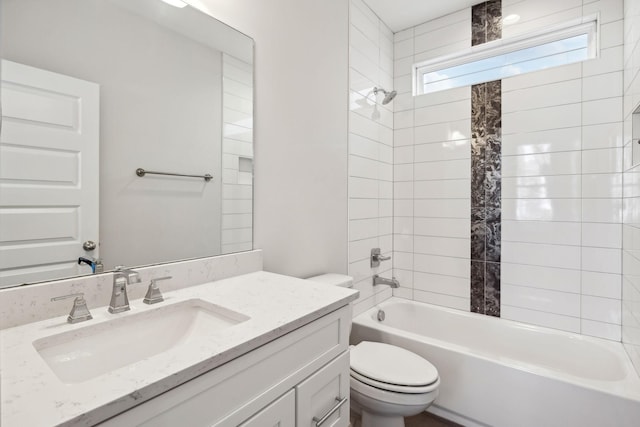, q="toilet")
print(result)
[307,274,440,427]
